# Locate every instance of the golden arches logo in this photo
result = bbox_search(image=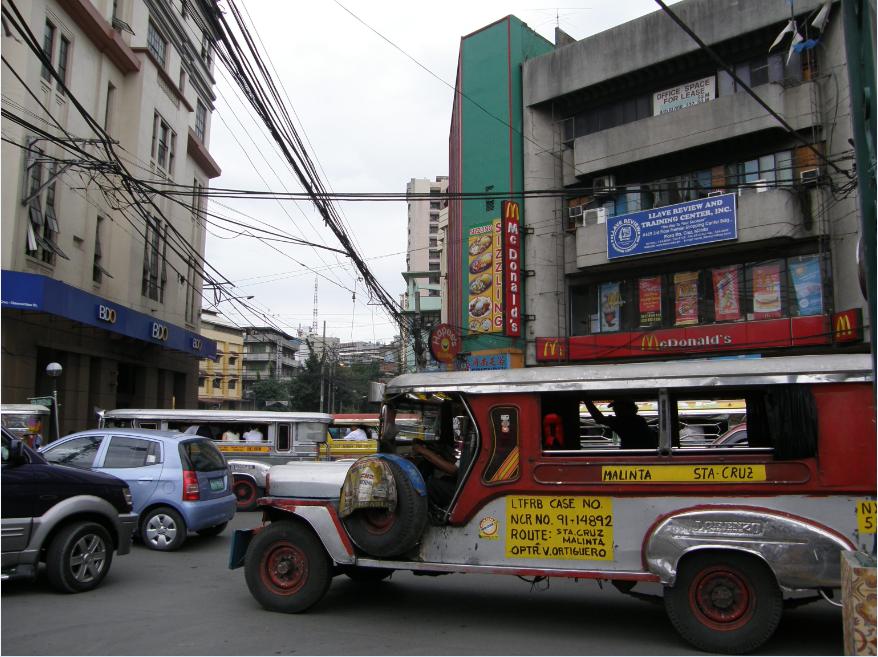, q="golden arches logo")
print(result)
[541,339,564,359]
[641,334,660,350]
[835,314,853,337]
